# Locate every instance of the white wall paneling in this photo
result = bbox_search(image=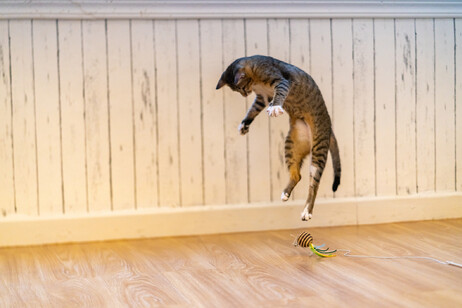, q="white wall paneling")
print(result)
[1,14,461,246]
[395,19,417,196]
[177,19,204,206]
[107,20,136,210]
[374,19,397,196]
[33,20,63,215]
[245,19,271,203]
[331,18,355,199]
[9,20,38,216]
[131,19,158,209]
[222,19,248,204]
[435,19,456,192]
[154,20,181,207]
[415,19,436,193]
[199,19,226,205]
[58,20,88,214]
[353,19,375,197]
[82,20,111,212]
[2,18,461,202]
[0,21,15,216]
